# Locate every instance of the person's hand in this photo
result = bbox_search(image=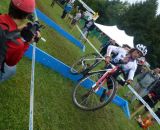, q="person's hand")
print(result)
[27,31,41,43]
[34,31,41,43]
[125,79,133,85]
[21,22,42,43]
[105,56,110,64]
